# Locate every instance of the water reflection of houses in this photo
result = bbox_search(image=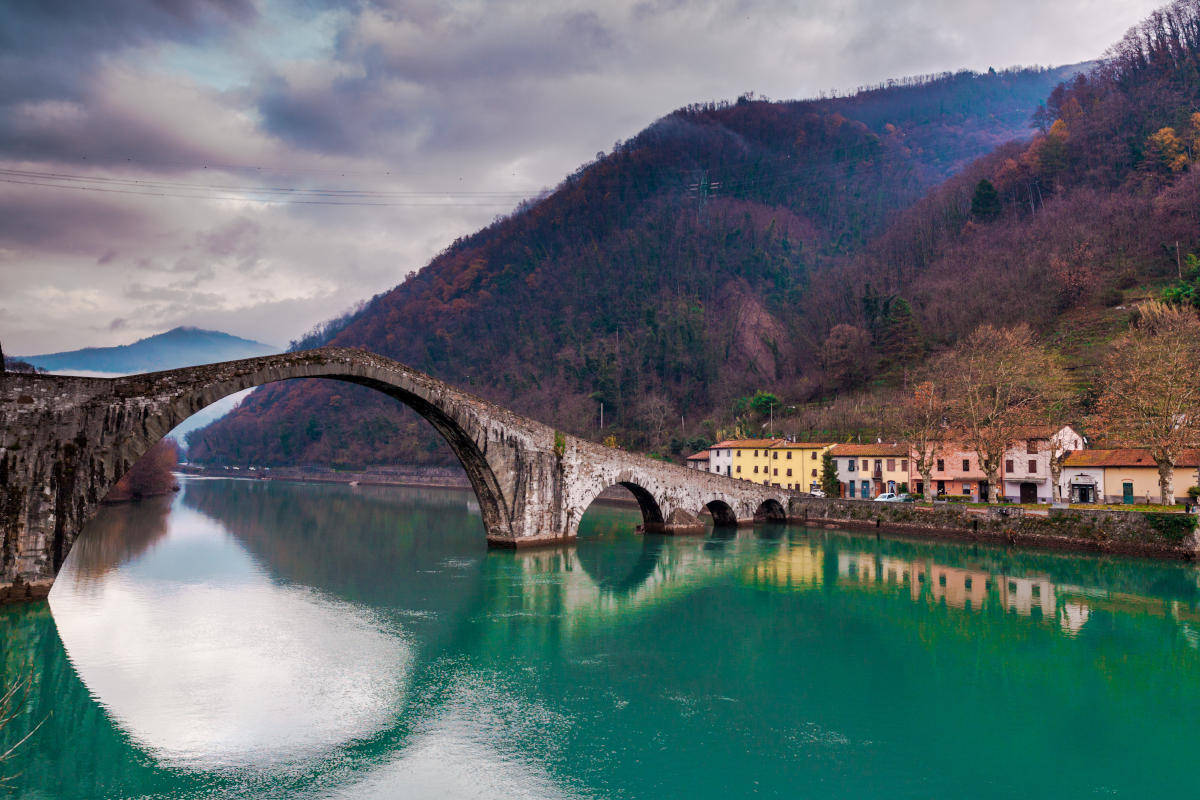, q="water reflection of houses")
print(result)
[748,543,1073,631]
[837,550,1059,619]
